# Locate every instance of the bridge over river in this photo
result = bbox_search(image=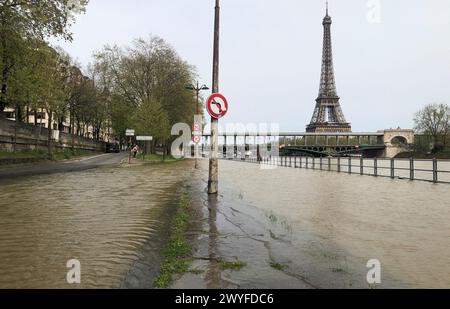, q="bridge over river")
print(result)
[201,129,415,158]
